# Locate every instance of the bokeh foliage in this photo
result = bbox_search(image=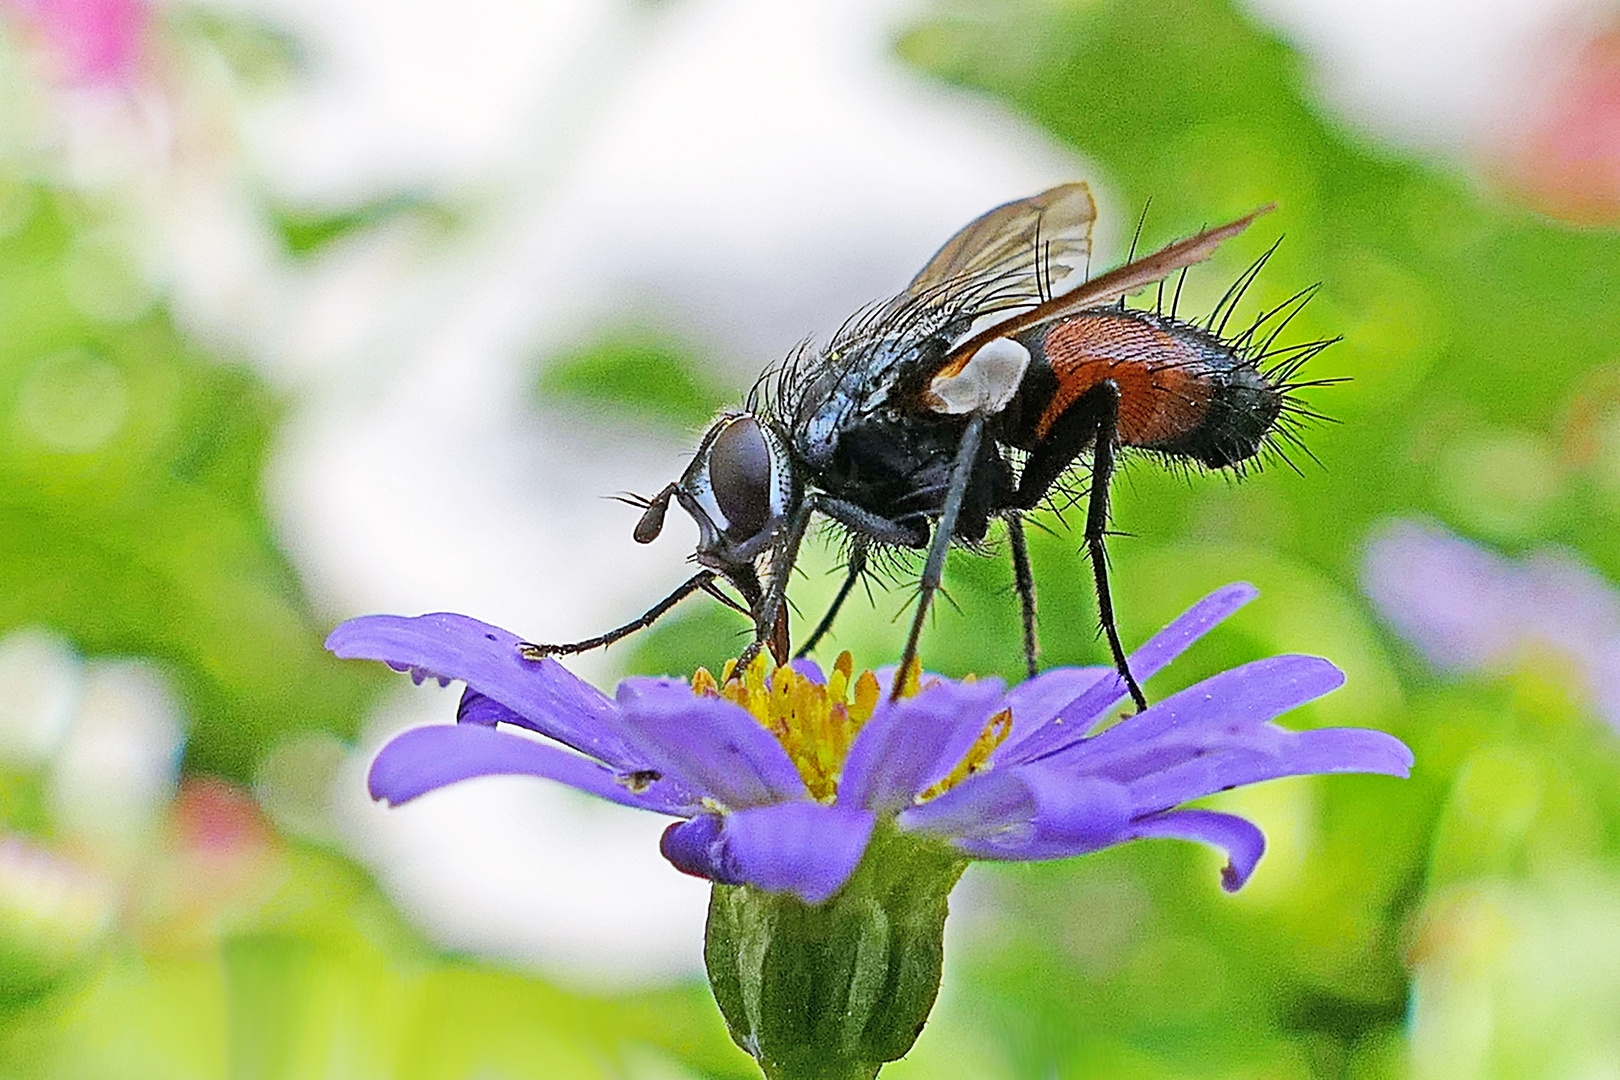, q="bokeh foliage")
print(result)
[0,180,380,780]
[8,0,1620,1076]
